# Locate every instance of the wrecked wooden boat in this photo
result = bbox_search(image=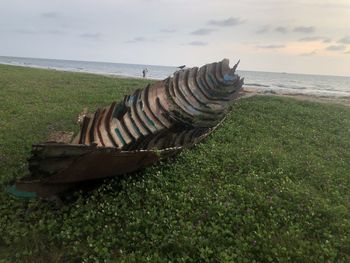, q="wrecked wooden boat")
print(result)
[8,59,244,199]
